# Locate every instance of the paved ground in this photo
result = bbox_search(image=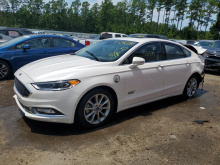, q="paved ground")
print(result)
[0,73,219,165]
